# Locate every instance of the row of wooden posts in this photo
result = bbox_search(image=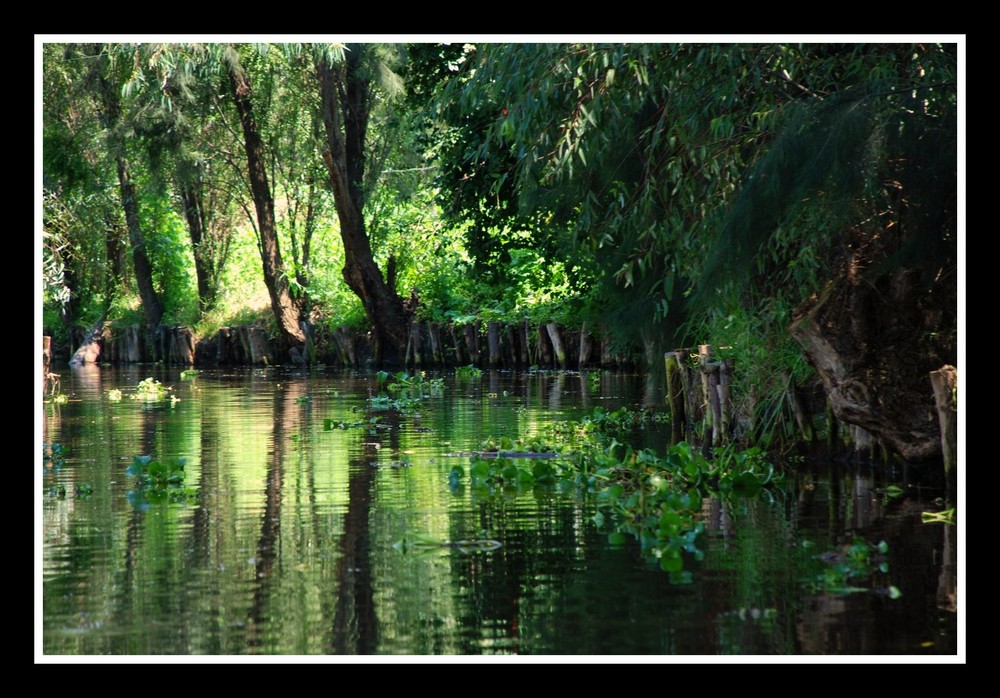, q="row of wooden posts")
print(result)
[43,332,958,473]
[66,322,198,367]
[404,320,612,370]
[664,345,734,447]
[57,319,631,370]
[664,345,958,476]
